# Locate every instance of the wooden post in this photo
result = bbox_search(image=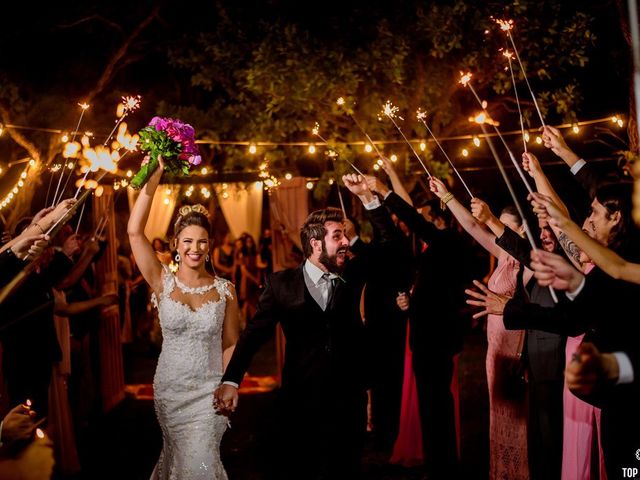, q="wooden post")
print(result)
[93,186,125,412]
